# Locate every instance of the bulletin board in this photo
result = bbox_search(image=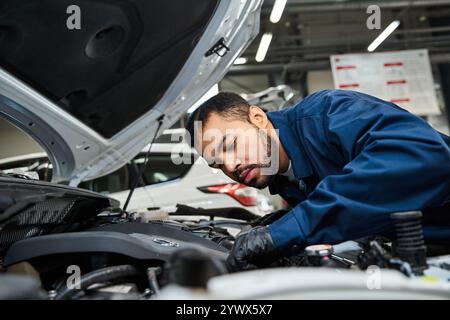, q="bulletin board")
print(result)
[330,49,440,115]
